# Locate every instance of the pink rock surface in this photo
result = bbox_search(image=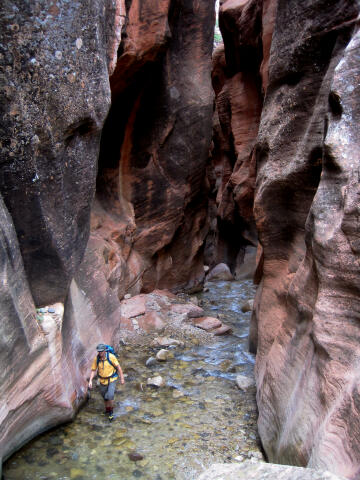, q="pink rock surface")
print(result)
[96,0,215,297]
[170,303,205,318]
[120,295,147,318]
[212,325,233,336]
[248,0,360,477]
[193,317,222,331]
[137,311,166,333]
